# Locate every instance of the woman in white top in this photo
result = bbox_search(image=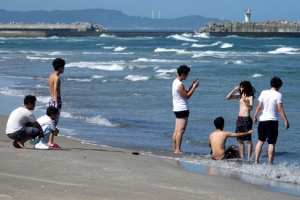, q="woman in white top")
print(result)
[172,65,199,154]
